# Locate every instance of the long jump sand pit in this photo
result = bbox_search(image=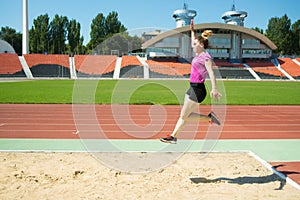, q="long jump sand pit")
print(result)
[0,152,299,199]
